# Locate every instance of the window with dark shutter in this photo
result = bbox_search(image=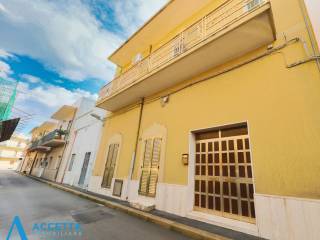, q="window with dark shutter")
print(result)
[139,138,162,197]
[101,143,119,188]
